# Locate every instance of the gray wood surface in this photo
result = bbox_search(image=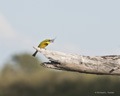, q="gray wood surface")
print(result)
[33,46,120,75]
